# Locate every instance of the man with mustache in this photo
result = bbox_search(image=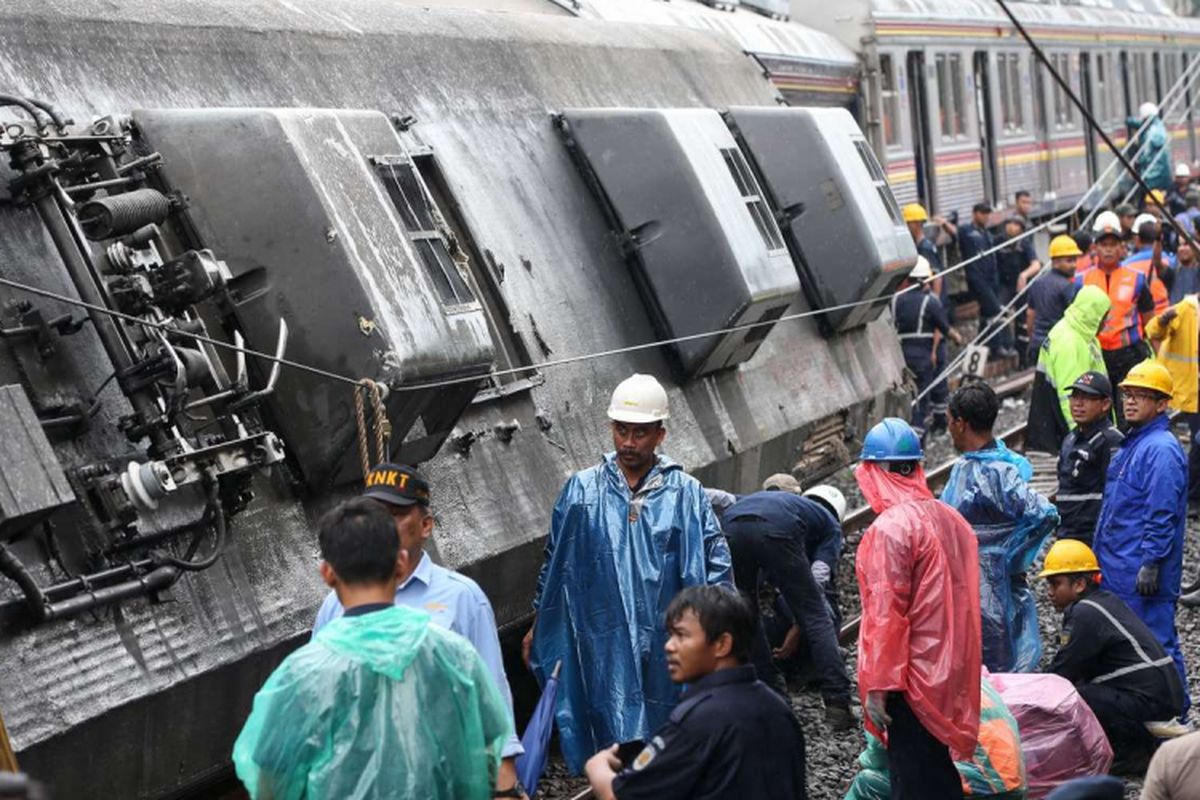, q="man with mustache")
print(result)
[524,373,733,774]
